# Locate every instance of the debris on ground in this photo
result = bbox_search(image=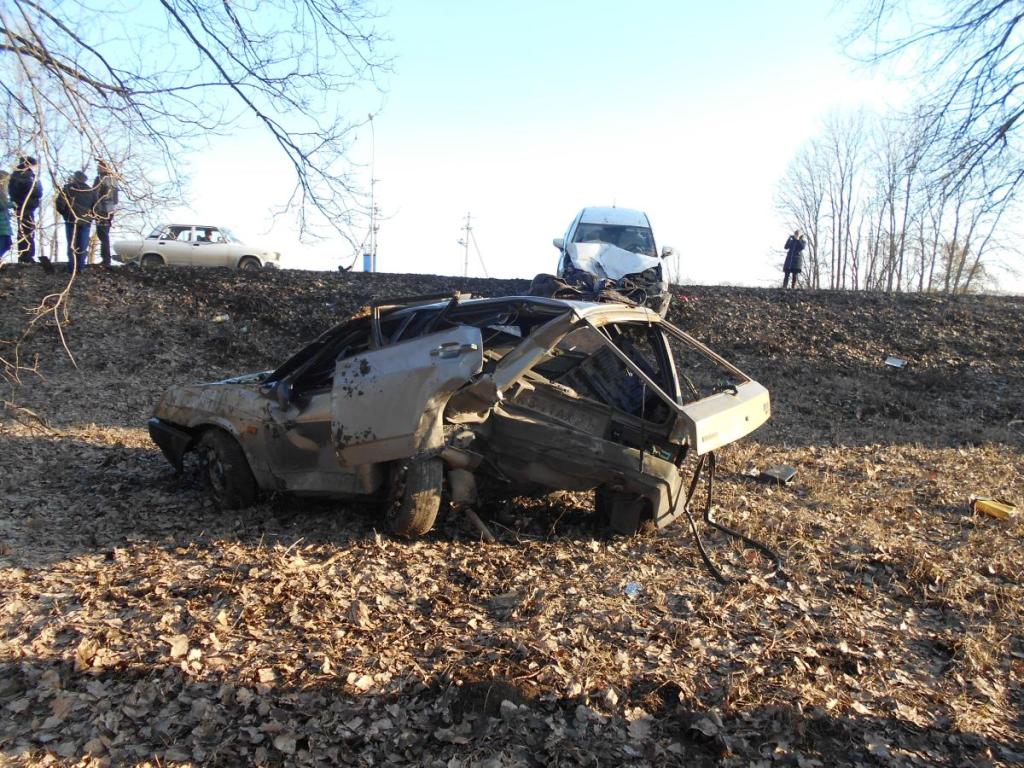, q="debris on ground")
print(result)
[758,465,797,485]
[884,355,907,369]
[971,496,1018,521]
